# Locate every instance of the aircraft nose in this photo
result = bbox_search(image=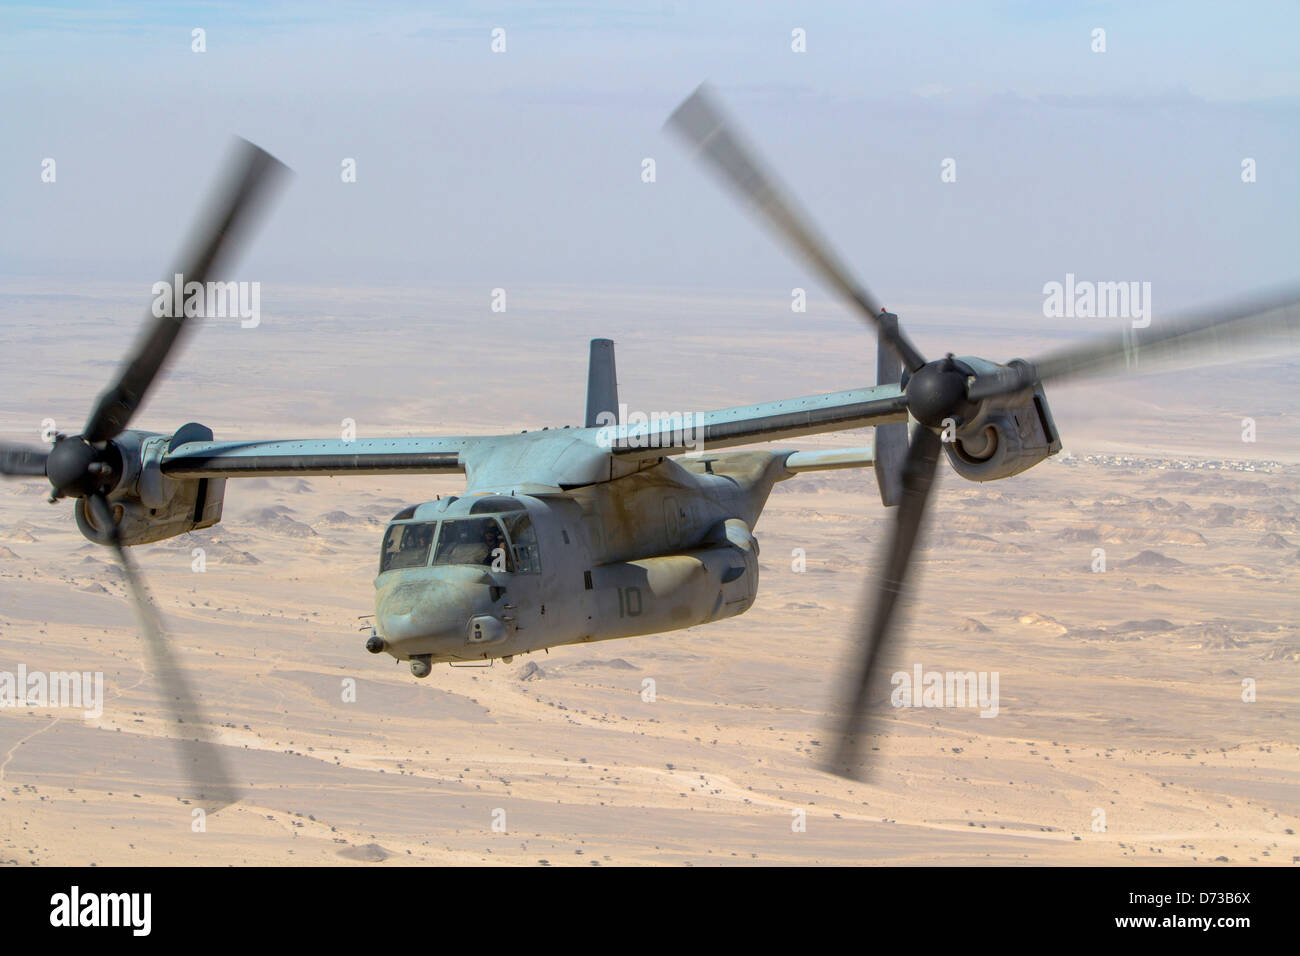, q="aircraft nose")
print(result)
[374,568,495,654]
